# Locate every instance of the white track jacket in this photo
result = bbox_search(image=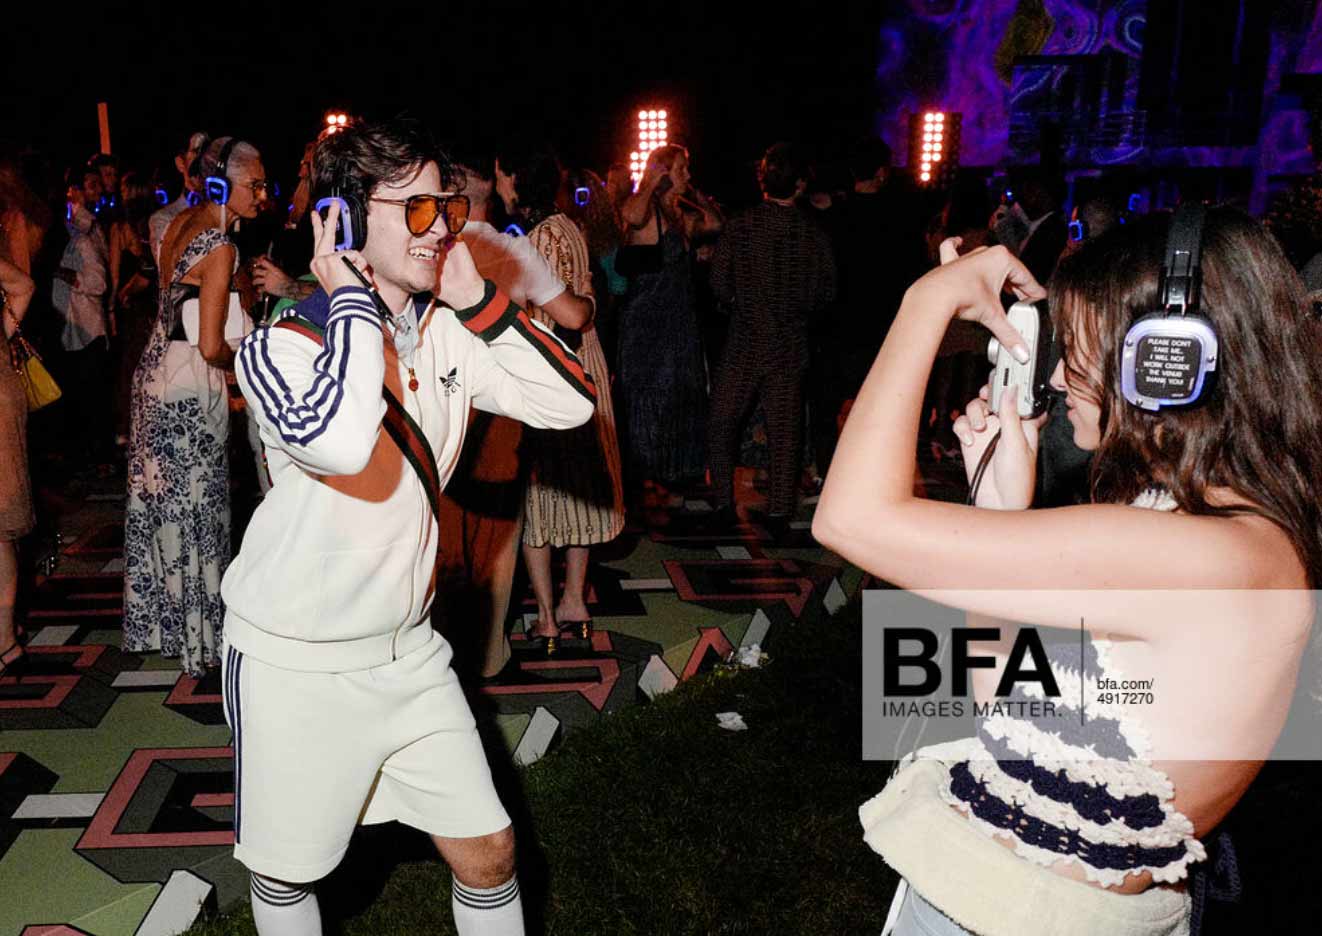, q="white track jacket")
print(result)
[221,281,595,671]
